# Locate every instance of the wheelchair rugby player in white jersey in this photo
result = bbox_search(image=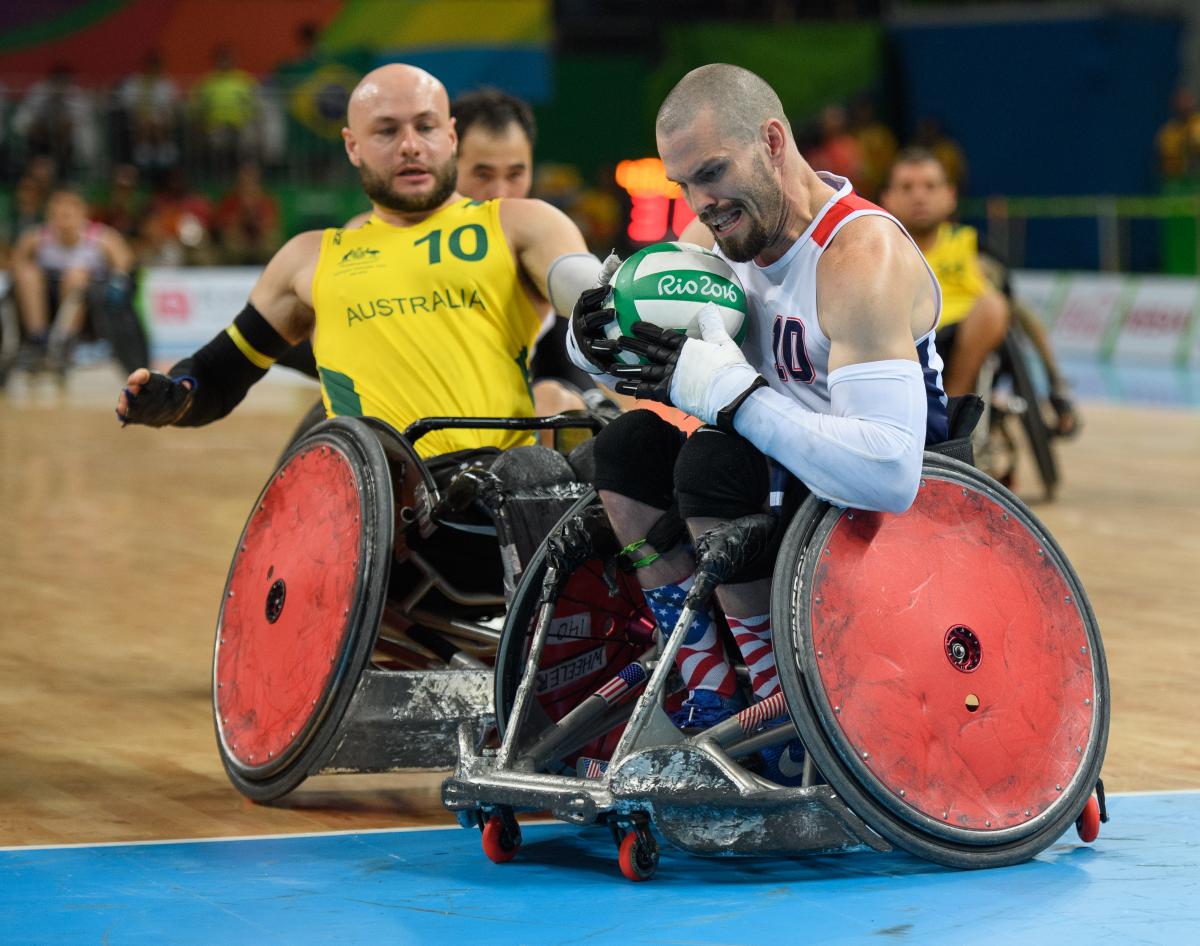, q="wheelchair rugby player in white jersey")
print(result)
[568,63,952,775]
[447,63,1107,879]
